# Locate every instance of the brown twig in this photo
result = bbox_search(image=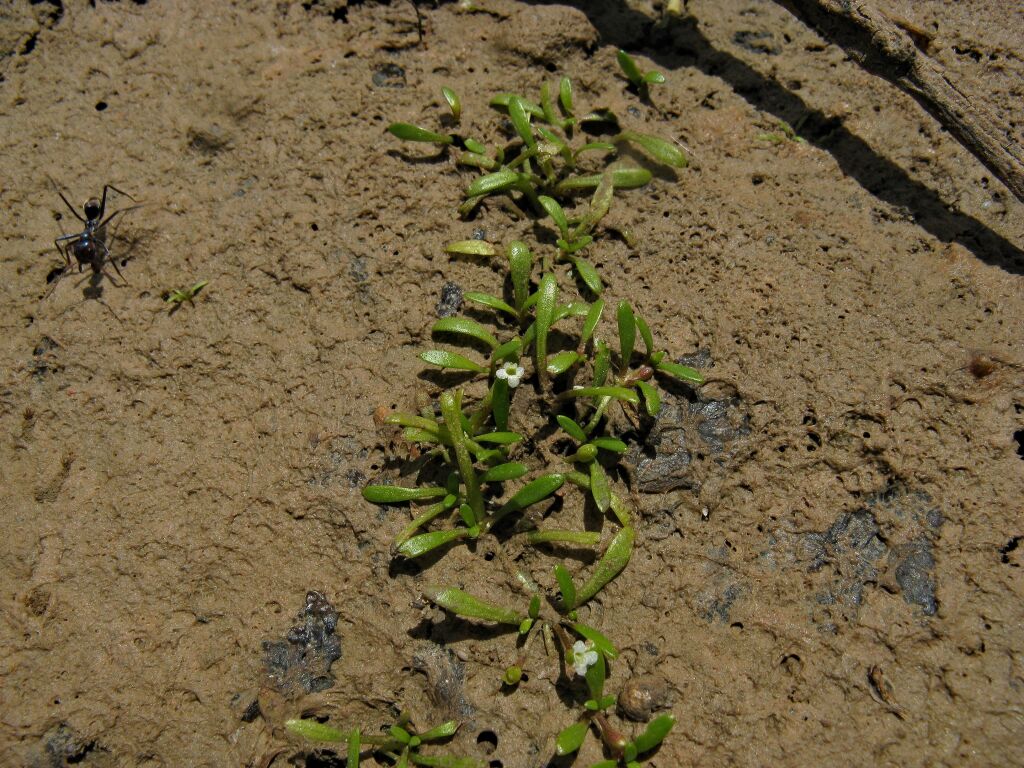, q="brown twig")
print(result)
[772,0,1024,202]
